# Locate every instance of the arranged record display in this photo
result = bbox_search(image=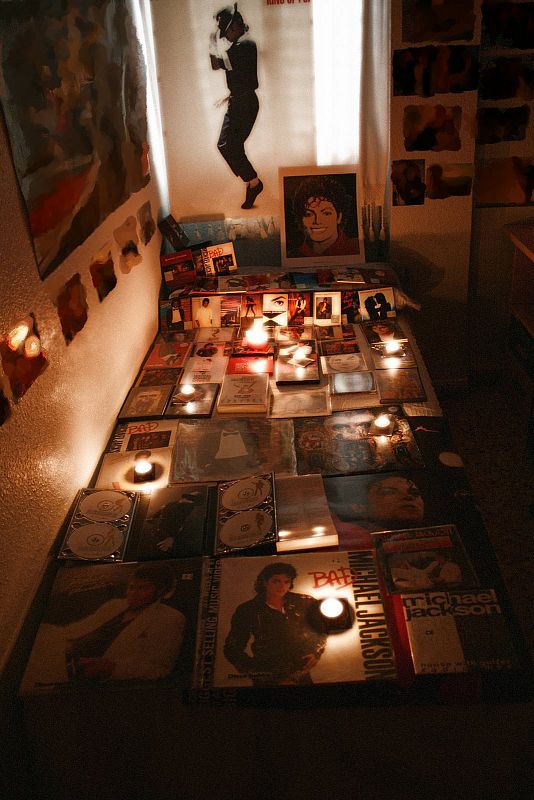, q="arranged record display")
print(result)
[59,488,138,561]
[215,473,277,555]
